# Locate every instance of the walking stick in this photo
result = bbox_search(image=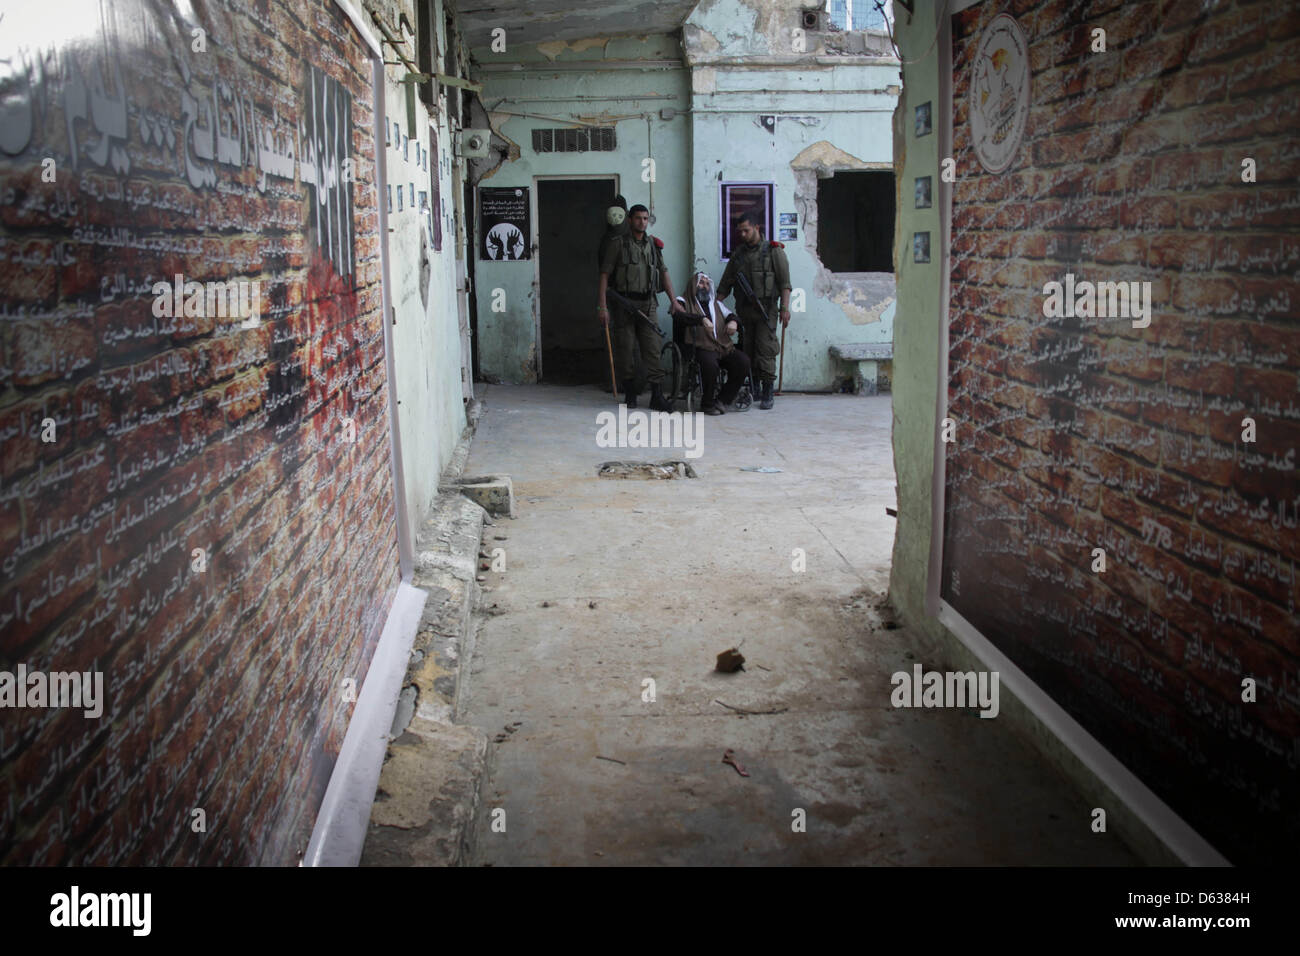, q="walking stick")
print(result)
[603,319,618,395]
[777,324,786,395]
